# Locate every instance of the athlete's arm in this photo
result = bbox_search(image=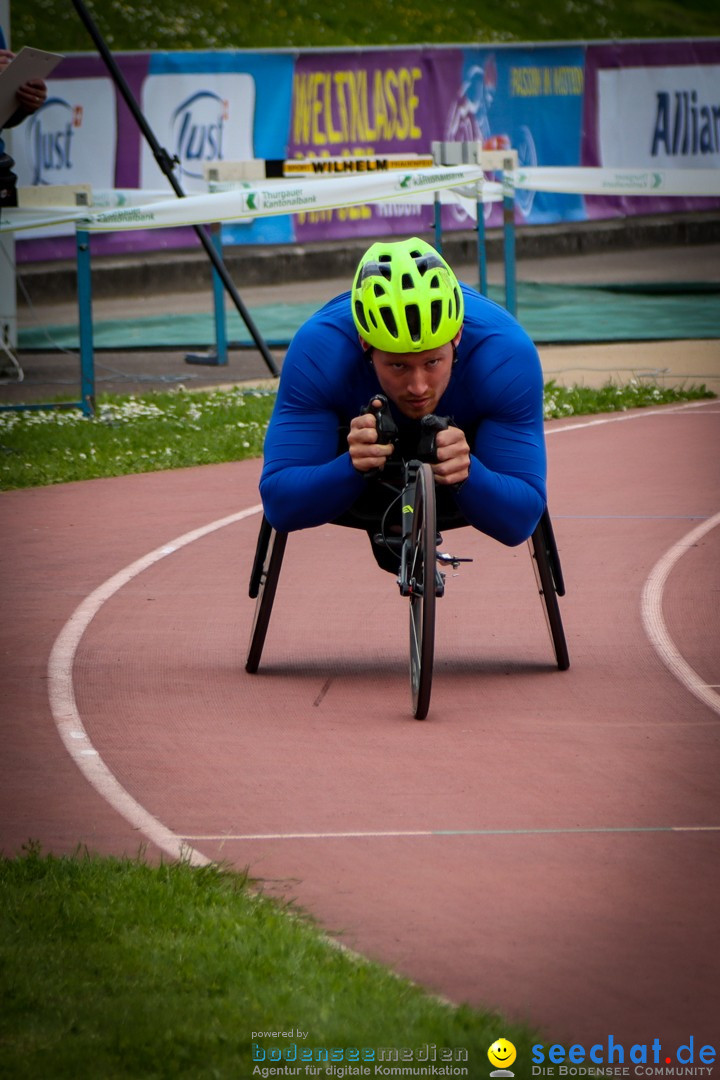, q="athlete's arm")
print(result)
[450,330,547,546]
[259,322,370,533]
